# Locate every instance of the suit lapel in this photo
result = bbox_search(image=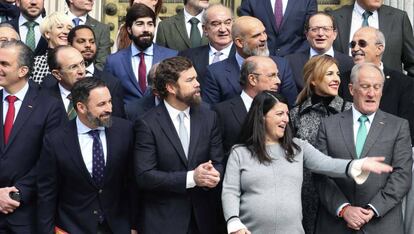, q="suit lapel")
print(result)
[174,11,191,48]
[382,67,391,95]
[187,107,201,167]
[360,110,386,158]
[103,127,114,186]
[225,56,241,93]
[65,120,98,188]
[339,110,357,159]
[338,6,353,54]
[281,0,298,31]
[196,46,209,71]
[156,103,188,167]
[378,6,393,56]
[231,97,247,126]
[123,47,141,95]
[263,0,278,33]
